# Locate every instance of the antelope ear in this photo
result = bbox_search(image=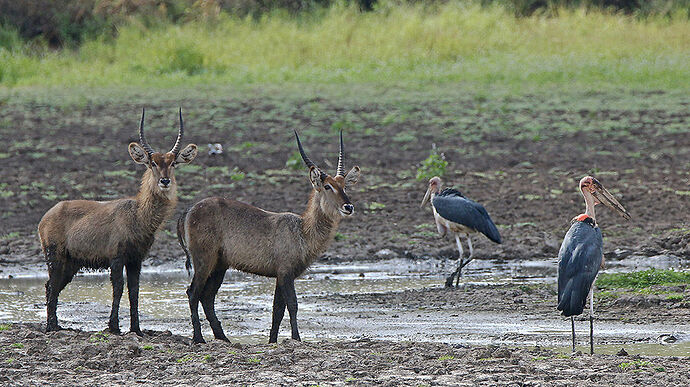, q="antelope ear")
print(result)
[129,143,149,165]
[176,144,198,164]
[309,166,324,191]
[345,166,360,186]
